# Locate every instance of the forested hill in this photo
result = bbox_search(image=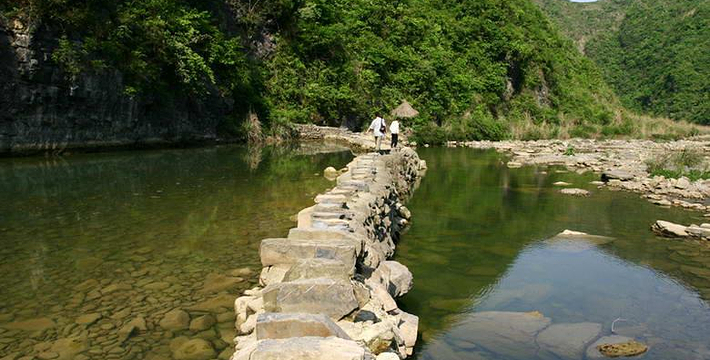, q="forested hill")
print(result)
[534,0,710,125]
[1,0,693,150]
